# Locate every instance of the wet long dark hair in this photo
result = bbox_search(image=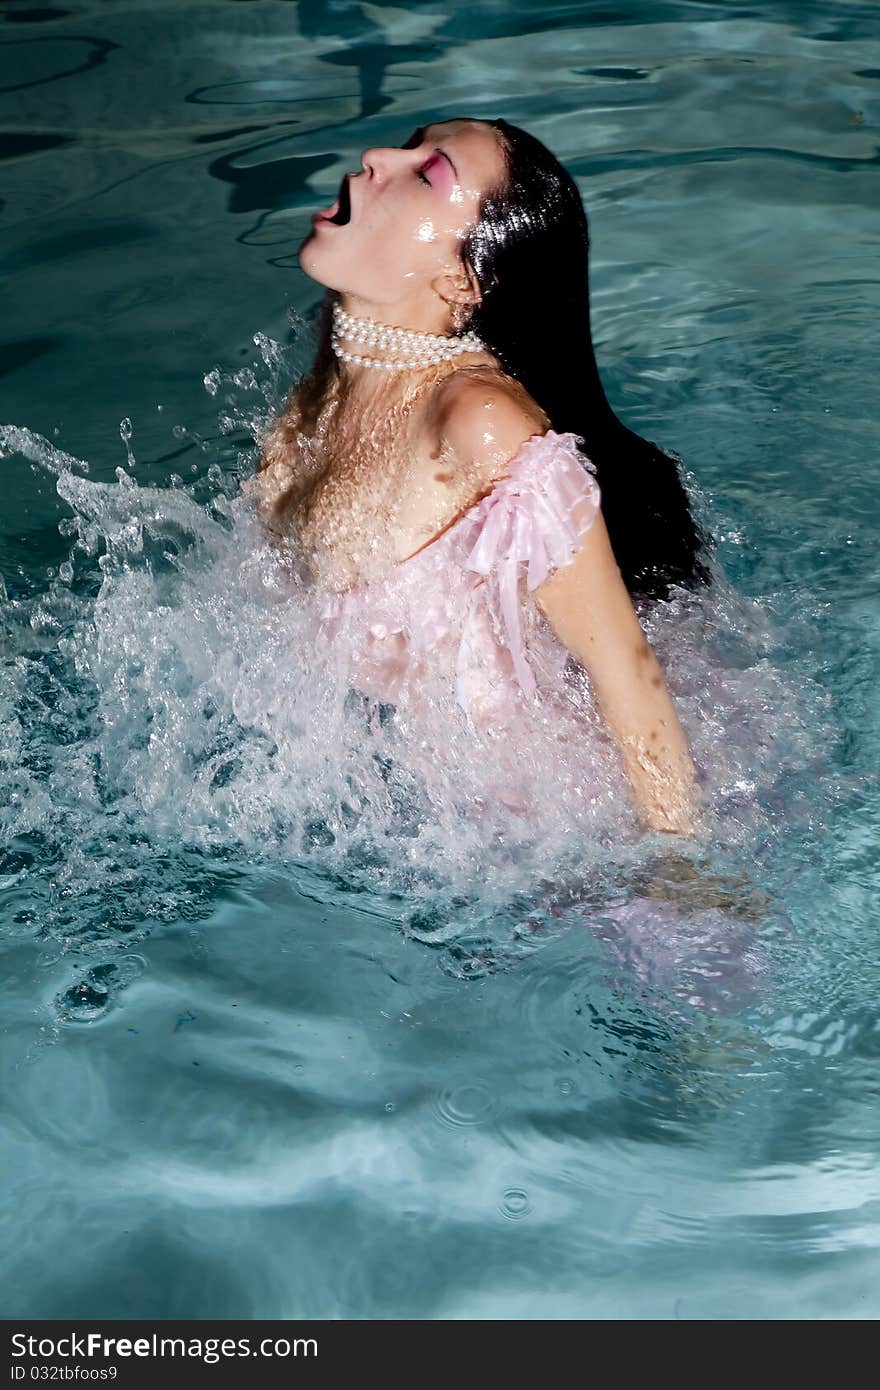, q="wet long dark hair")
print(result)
[294,116,711,601]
